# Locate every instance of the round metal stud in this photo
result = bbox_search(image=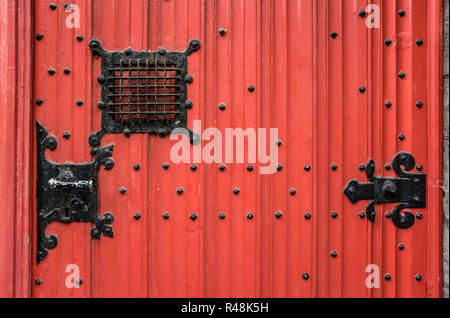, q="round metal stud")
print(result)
[416,164,423,171]
[76,34,84,42]
[119,187,127,194]
[48,67,56,75]
[36,98,44,106]
[35,278,41,286]
[247,213,254,220]
[398,71,406,79]
[63,131,71,139]
[134,164,141,171]
[415,274,422,281]
[385,38,392,46]
[190,213,198,221]
[123,128,131,138]
[233,187,240,195]
[385,163,392,170]
[97,75,105,84]
[218,28,227,36]
[185,100,193,109]
[359,86,366,93]
[304,213,311,220]
[158,47,166,55]
[276,139,282,147]
[358,10,366,18]
[330,250,338,258]
[219,103,226,111]
[290,188,297,196]
[134,213,141,220]
[218,212,226,220]
[385,101,392,108]
[359,164,366,171]
[275,211,283,219]
[330,31,338,38]
[398,134,405,141]
[49,3,57,10]
[219,164,226,171]
[416,101,423,108]
[248,85,255,92]
[304,165,311,171]
[331,211,338,219]
[398,243,405,250]
[302,273,310,280]
[191,164,198,171]
[162,162,170,170]
[359,211,366,219]
[36,33,44,41]
[162,212,170,220]
[384,273,392,281]
[385,211,393,219]
[398,9,406,17]
[416,212,423,220]
[276,164,283,171]
[247,165,254,172]
[185,75,193,83]
[177,187,184,195]
[416,38,424,46]
[76,99,83,106]
[331,163,338,171]
[64,67,71,75]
